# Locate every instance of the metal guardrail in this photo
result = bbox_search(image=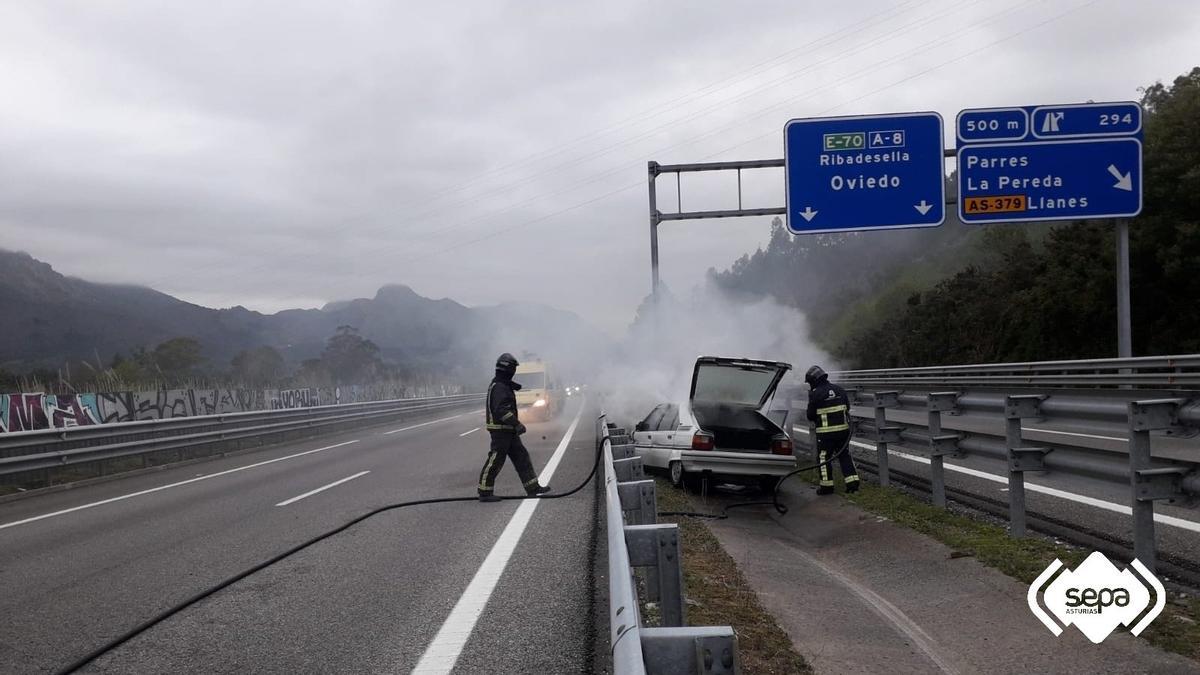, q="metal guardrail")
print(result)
[0,394,483,481]
[795,356,1200,573]
[598,415,741,675]
[833,354,1200,389]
